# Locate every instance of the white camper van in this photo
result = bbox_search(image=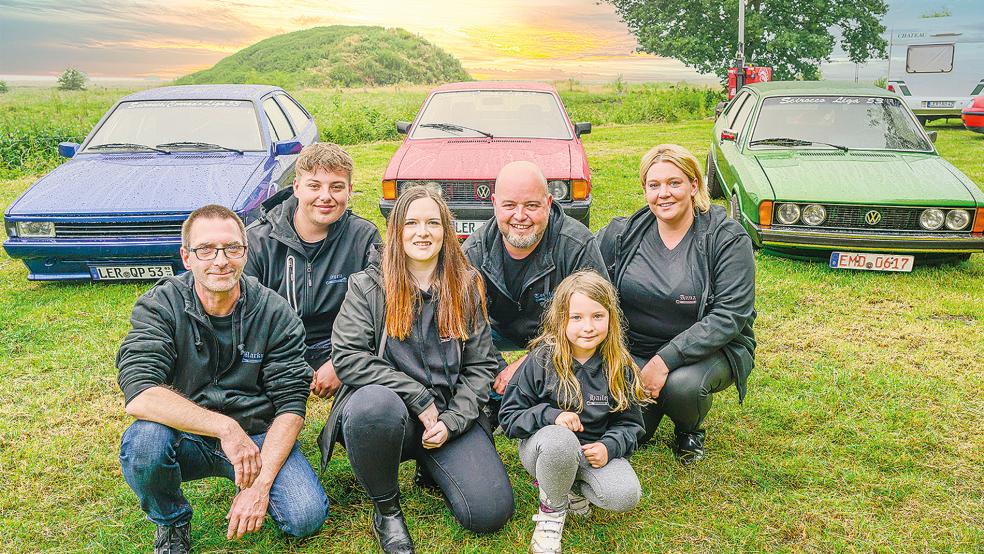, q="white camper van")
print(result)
[887,27,984,124]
